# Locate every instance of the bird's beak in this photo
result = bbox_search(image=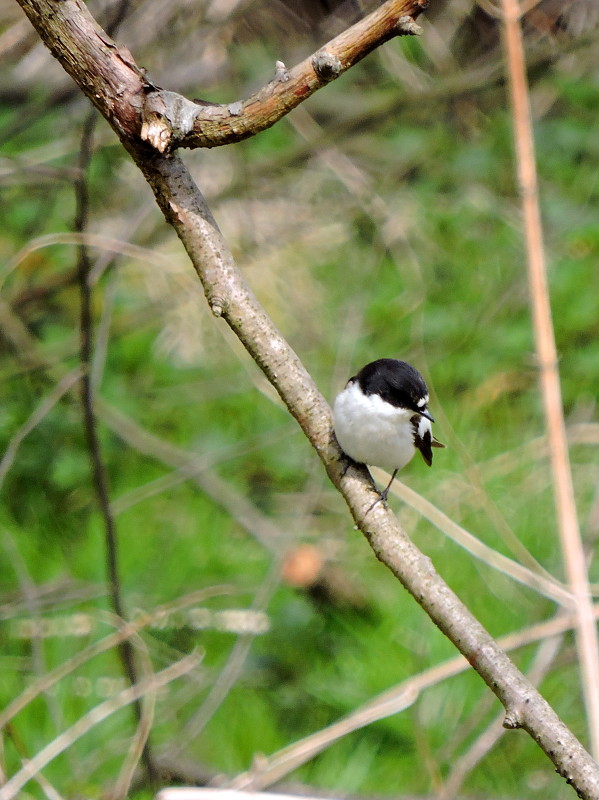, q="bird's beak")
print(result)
[420,409,435,423]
